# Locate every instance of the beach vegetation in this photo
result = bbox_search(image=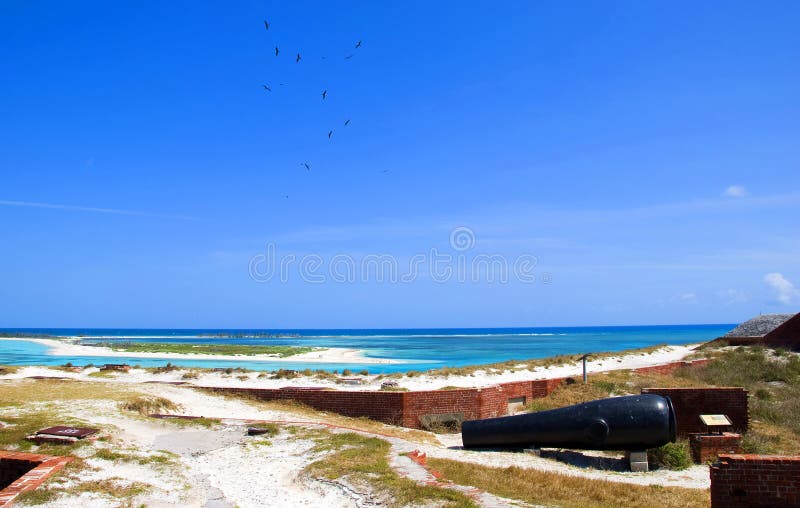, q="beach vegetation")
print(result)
[426,458,708,508]
[379,385,409,391]
[86,341,314,357]
[120,395,182,415]
[389,344,673,379]
[271,368,300,379]
[87,370,118,378]
[0,365,20,374]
